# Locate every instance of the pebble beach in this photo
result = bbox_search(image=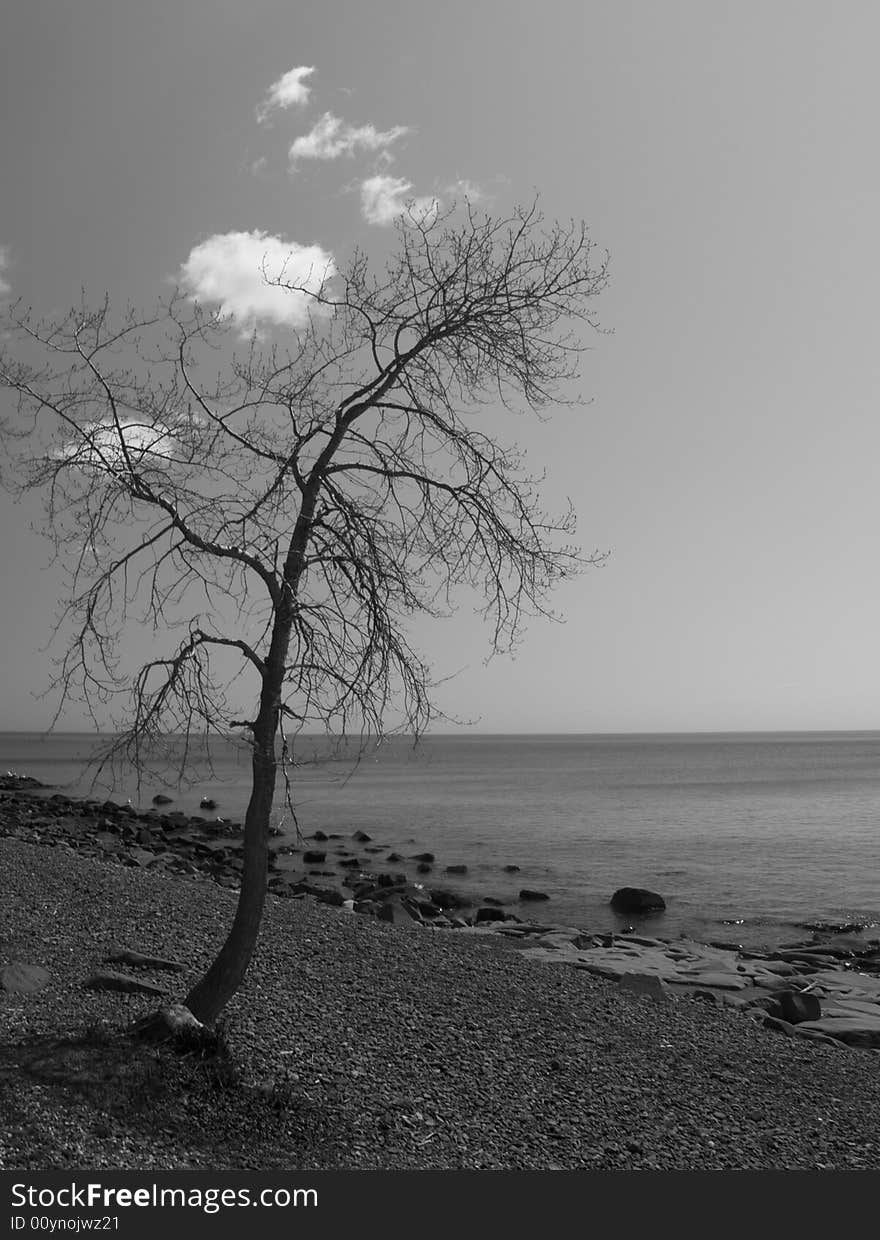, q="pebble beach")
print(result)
[3,795,880,1170]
